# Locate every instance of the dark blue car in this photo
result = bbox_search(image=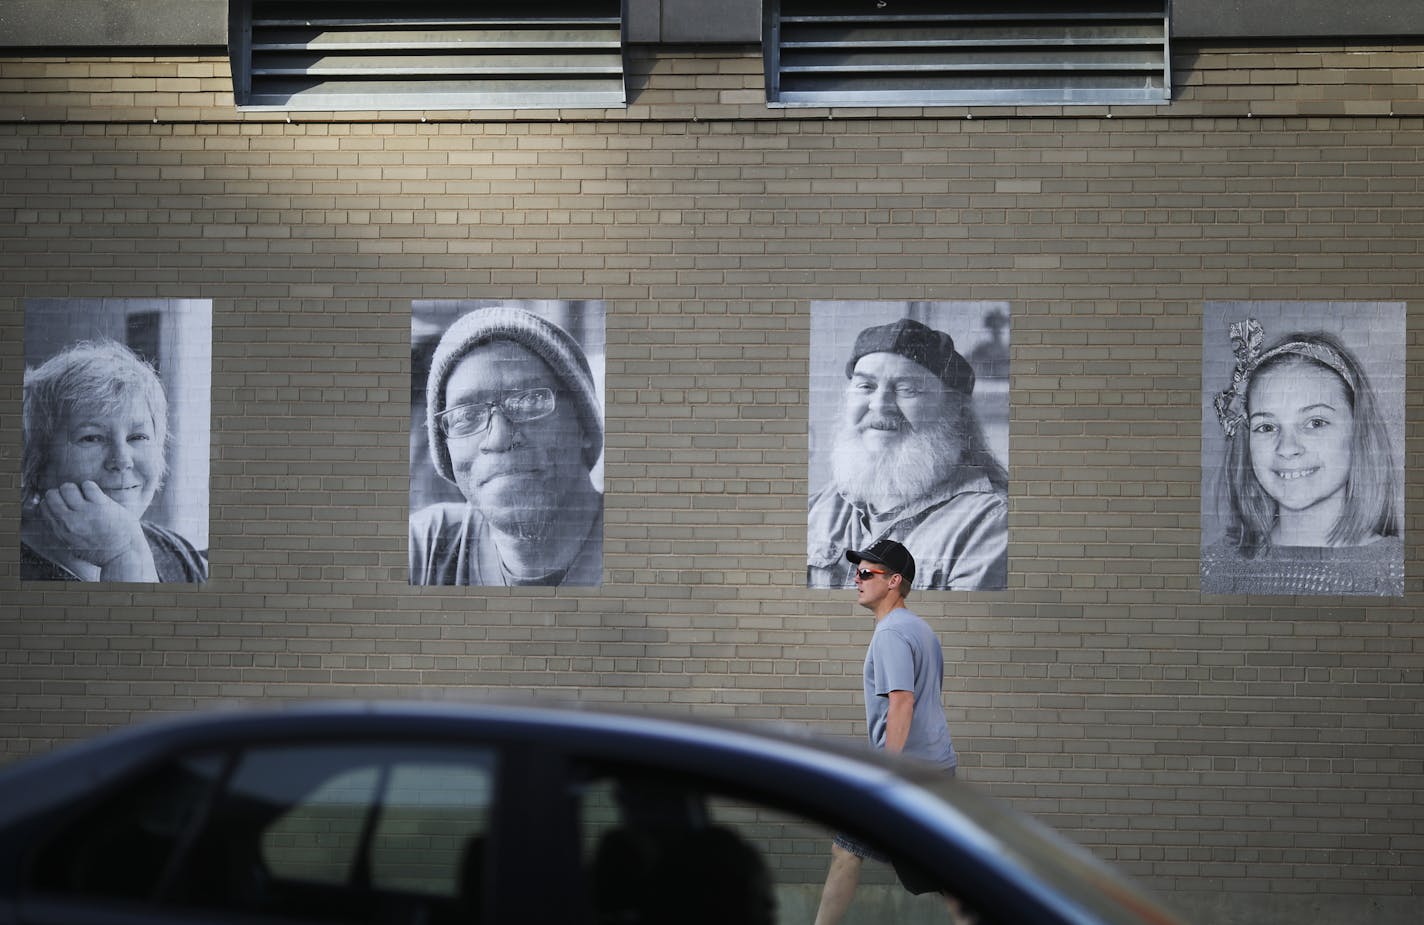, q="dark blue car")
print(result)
[0,701,1188,925]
